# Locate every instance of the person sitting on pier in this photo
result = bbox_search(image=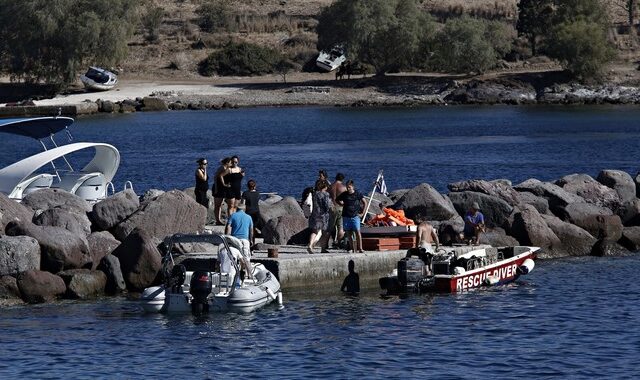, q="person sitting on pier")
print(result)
[463,202,485,245]
[416,217,439,253]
